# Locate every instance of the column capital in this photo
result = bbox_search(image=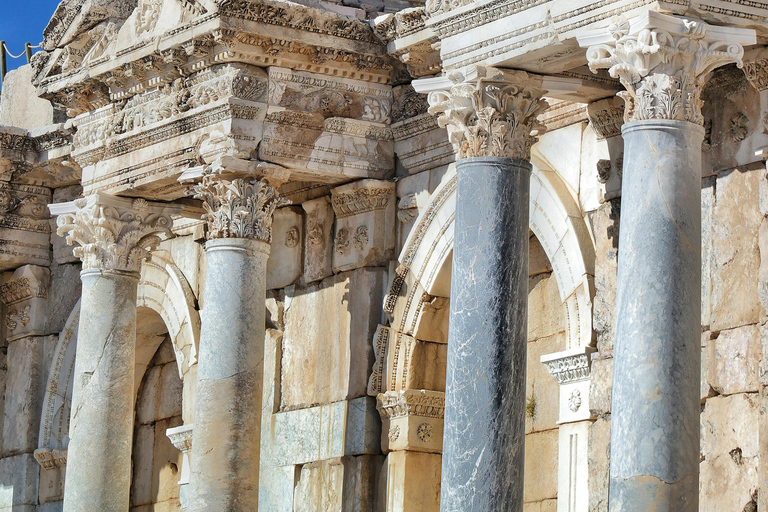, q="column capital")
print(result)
[50,193,180,274]
[192,172,290,243]
[426,66,549,160]
[580,11,755,125]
